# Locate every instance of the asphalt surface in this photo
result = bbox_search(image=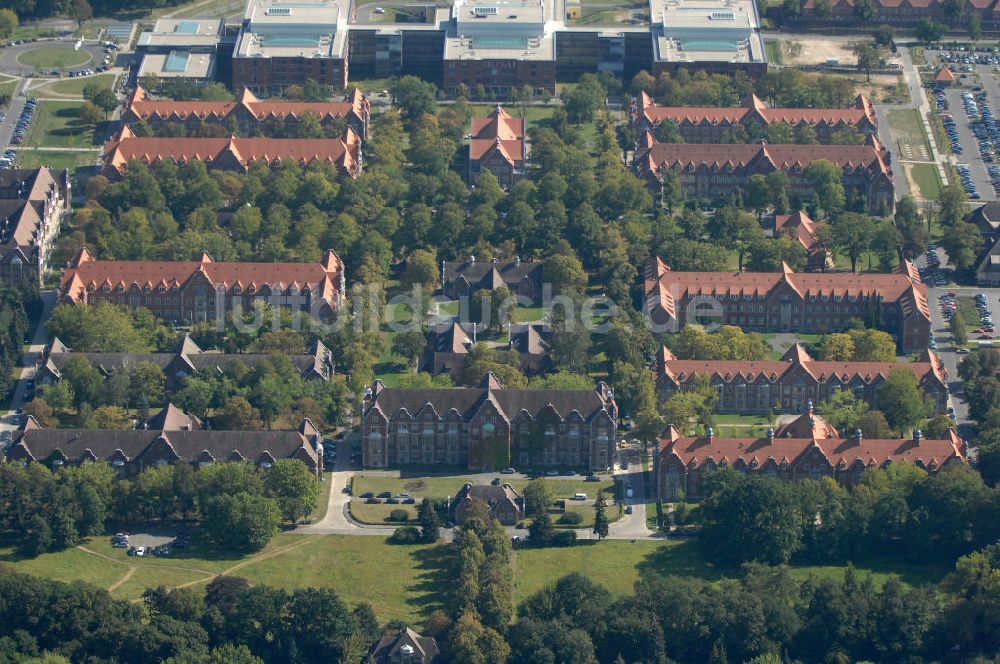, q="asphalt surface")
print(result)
[0,78,28,150]
[0,38,108,78]
[942,86,997,202]
[0,291,56,446]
